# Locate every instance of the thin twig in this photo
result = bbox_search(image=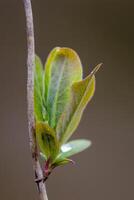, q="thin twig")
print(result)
[22,0,48,199]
